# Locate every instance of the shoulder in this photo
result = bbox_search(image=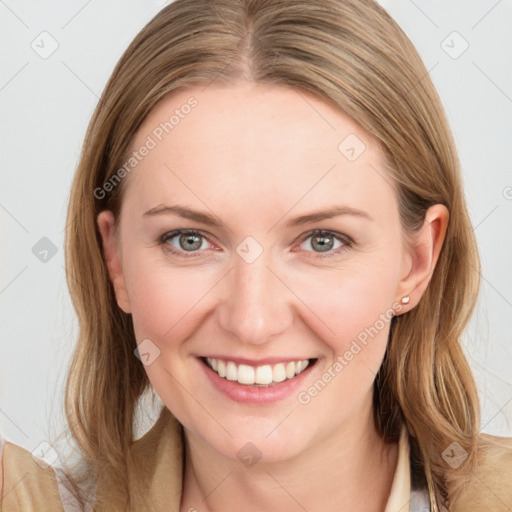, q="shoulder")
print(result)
[447,433,512,512]
[0,439,64,512]
[93,407,184,511]
[129,407,184,503]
